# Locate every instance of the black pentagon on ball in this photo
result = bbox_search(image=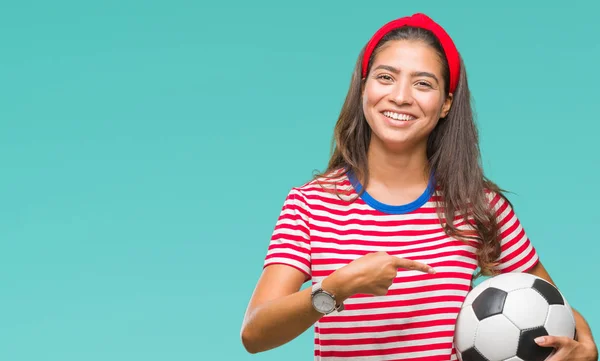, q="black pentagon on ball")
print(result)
[460,347,489,361]
[472,287,508,321]
[517,326,553,361]
[532,278,564,305]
